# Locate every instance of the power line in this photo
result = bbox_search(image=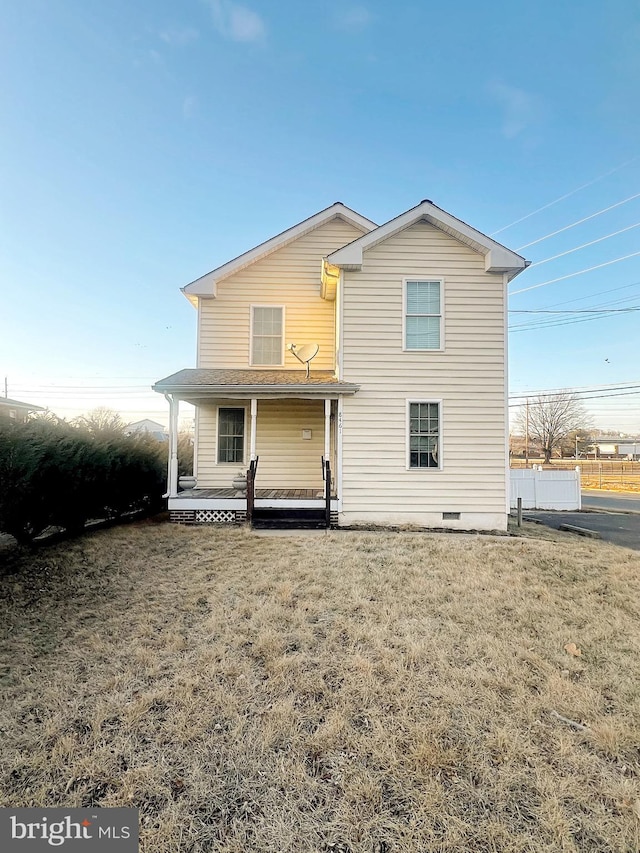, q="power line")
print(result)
[509,307,640,314]
[508,389,640,407]
[542,280,640,309]
[509,301,640,331]
[9,384,154,390]
[509,250,640,296]
[510,313,634,333]
[529,222,640,268]
[516,192,640,250]
[509,380,640,398]
[510,290,640,333]
[510,319,624,333]
[490,155,640,236]
[509,296,640,330]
